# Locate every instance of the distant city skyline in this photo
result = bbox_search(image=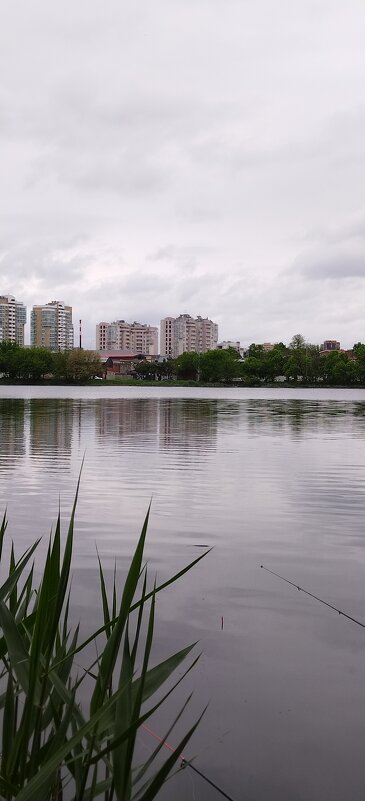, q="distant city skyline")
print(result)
[0,292,357,353]
[0,289,361,352]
